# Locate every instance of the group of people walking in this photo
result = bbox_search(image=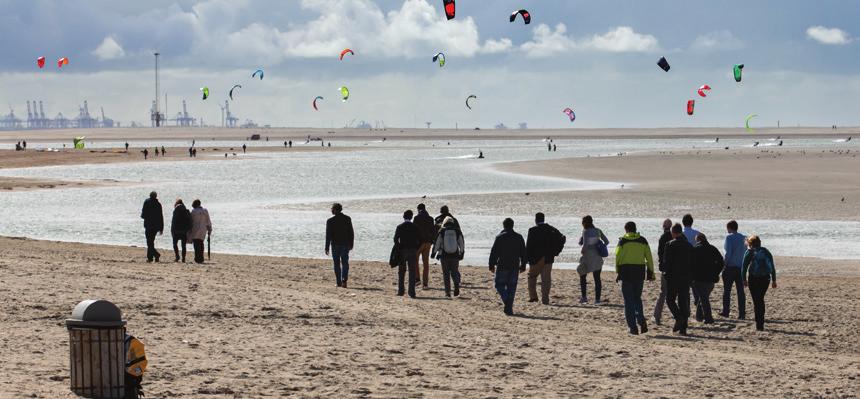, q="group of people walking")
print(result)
[140,192,212,264]
[324,204,779,334]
